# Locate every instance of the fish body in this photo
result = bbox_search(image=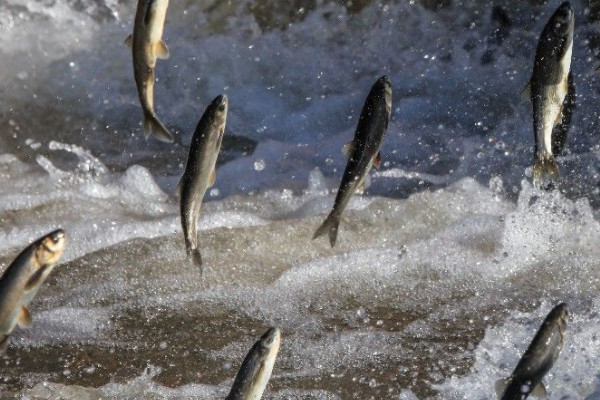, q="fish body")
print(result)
[529,1,574,188]
[126,0,173,143]
[313,75,392,247]
[226,328,281,400]
[496,303,569,400]
[551,71,575,156]
[180,95,228,268]
[0,230,67,352]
